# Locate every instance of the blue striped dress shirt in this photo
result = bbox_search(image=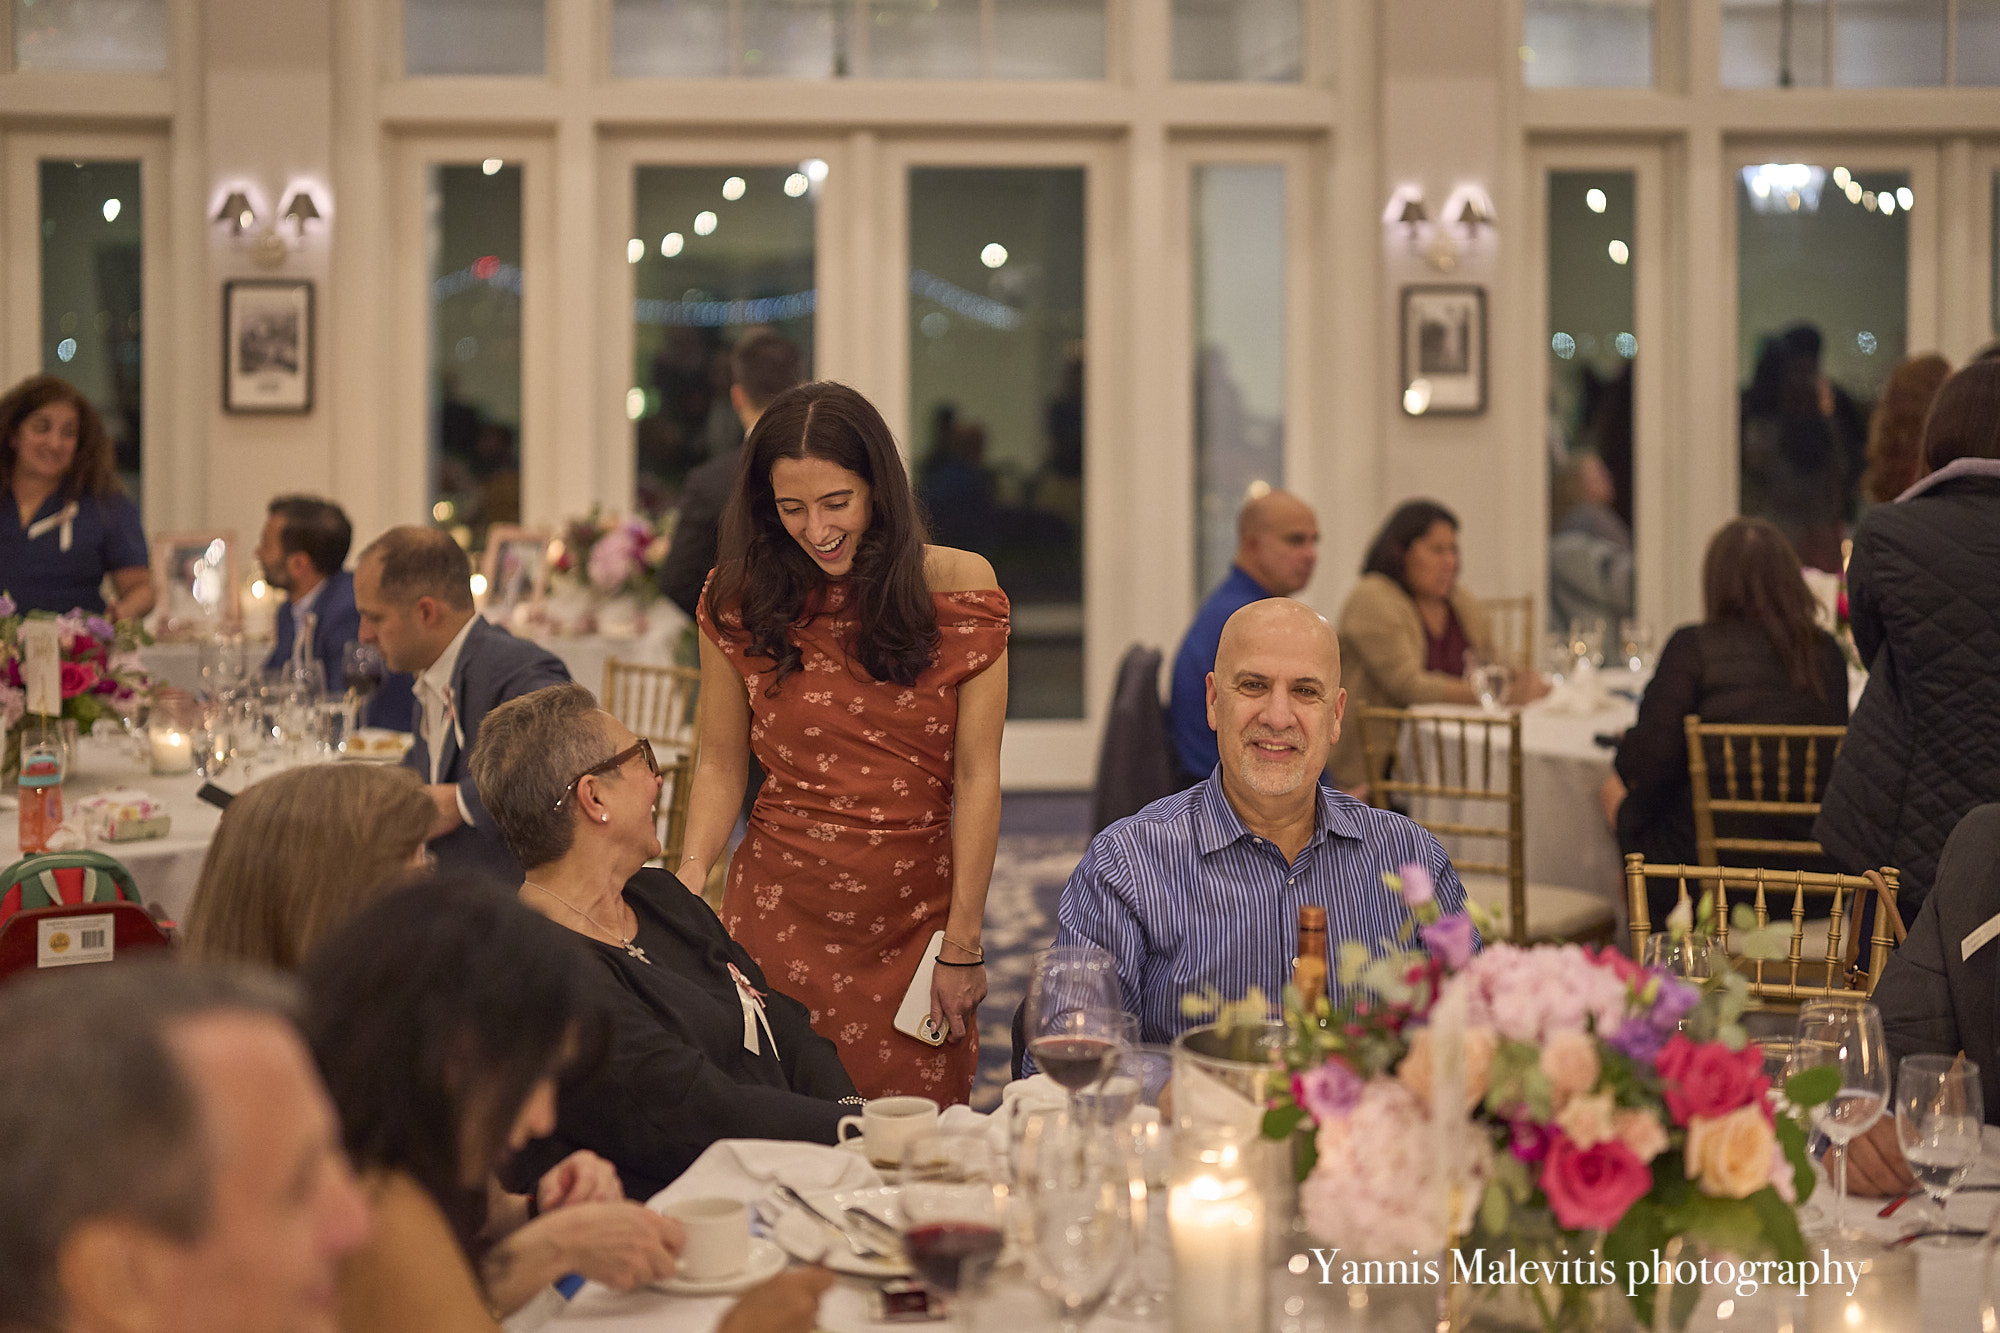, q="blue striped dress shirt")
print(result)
[1051,771,1477,1047]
